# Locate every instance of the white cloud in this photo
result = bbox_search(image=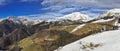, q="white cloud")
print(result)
[80,8,108,18]
[22,12,64,20]
[89,8,108,12]
[21,0,39,2]
[42,5,65,11]
[41,0,120,17]
[59,8,79,13]
[80,11,100,18]
[41,0,120,9]
[0,0,6,5]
